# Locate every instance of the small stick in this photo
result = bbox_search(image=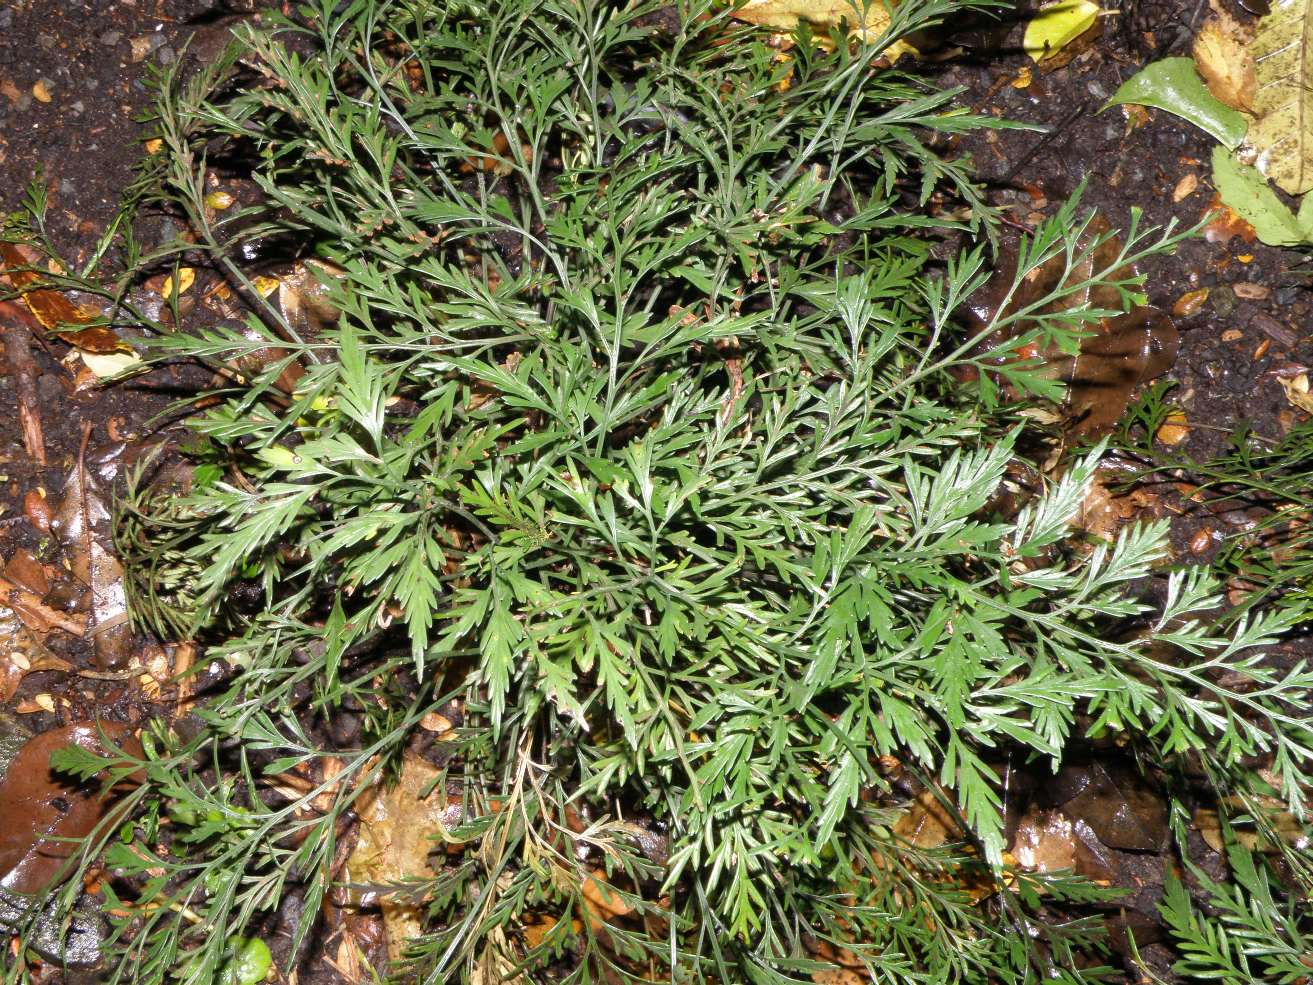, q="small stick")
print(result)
[0,300,46,465]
